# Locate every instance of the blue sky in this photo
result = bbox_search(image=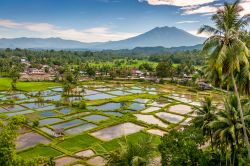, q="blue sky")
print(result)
[0,0,249,42]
